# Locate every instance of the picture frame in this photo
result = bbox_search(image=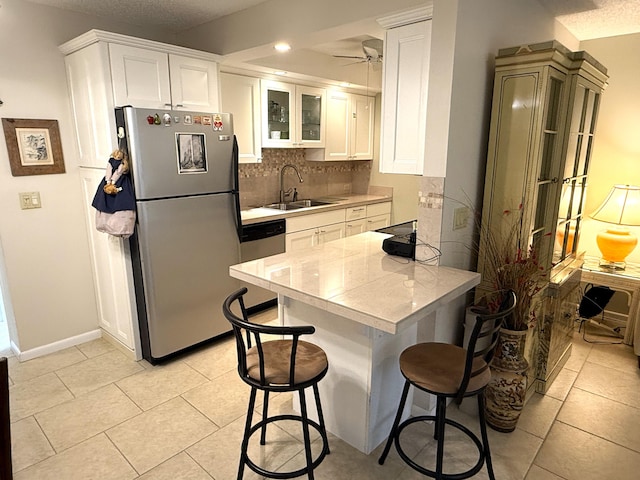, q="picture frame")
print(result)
[176,132,207,174]
[2,118,65,176]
